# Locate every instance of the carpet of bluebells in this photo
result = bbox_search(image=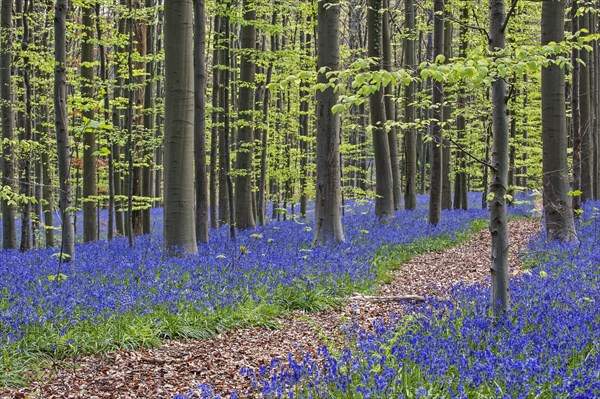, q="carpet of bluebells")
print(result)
[176,201,600,399]
[0,193,500,348]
